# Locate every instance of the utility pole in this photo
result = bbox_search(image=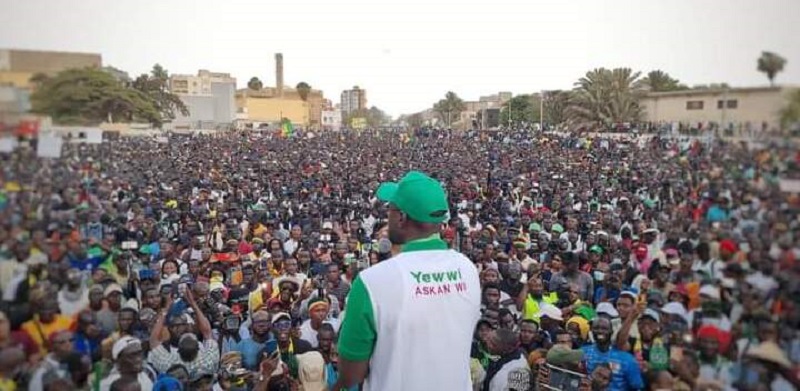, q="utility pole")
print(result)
[508,101,512,129]
[539,90,544,131]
